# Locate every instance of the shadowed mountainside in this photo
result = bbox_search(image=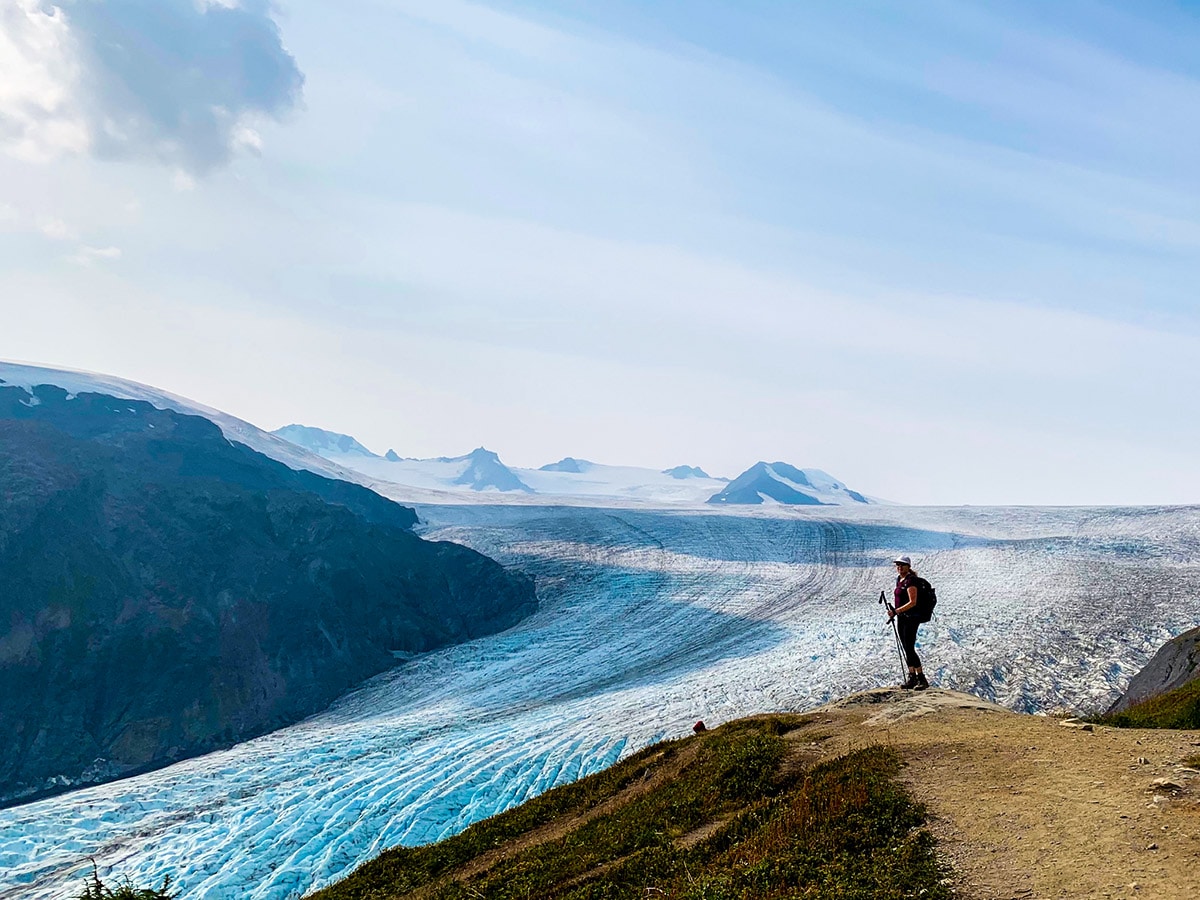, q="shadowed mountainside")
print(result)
[0,382,536,805]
